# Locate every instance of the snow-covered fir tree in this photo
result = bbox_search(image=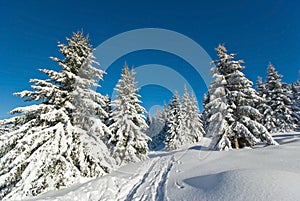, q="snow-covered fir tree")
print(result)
[108,64,150,165]
[204,45,278,150]
[102,95,112,126]
[291,74,300,130]
[145,111,163,138]
[165,88,204,151]
[202,93,209,130]
[258,64,297,133]
[203,60,232,150]
[164,91,182,150]
[0,32,115,199]
[179,89,192,144]
[256,76,265,96]
[255,76,274,132]
[180,87,204,144]
[147,108,167,150]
